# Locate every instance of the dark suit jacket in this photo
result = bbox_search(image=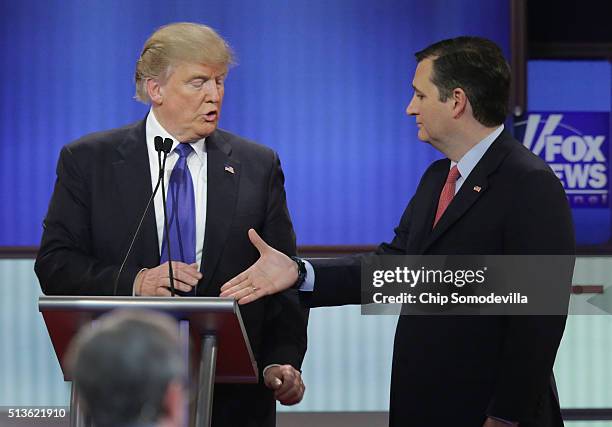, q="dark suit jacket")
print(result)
[35,118,308,427]
[304,131,574,426]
